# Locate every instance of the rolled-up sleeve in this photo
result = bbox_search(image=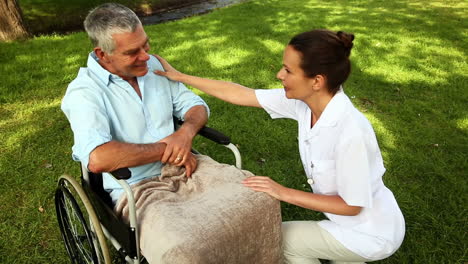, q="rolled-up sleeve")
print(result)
[171,81,210,120]
[61,85,112,169]
[255,89,297,120]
